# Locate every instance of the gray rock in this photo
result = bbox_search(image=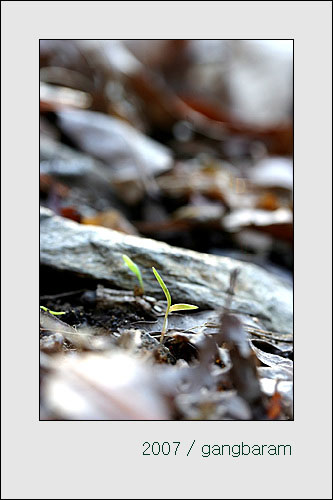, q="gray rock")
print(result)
[40,134,123,213]
[55,109,173,204]
[40,135,99,177]
[40,207,293,335]
[57,109,173,180]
